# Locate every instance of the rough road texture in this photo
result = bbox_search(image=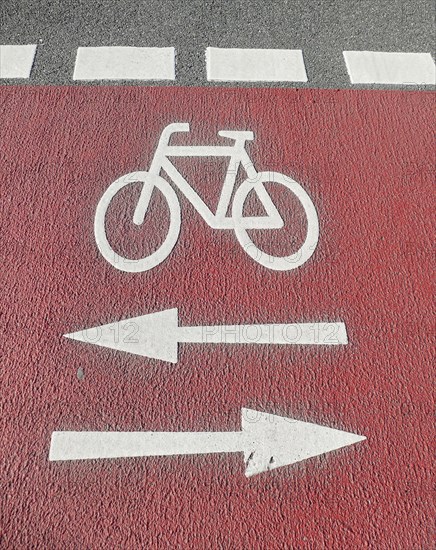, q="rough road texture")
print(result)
[0,86,434,548]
